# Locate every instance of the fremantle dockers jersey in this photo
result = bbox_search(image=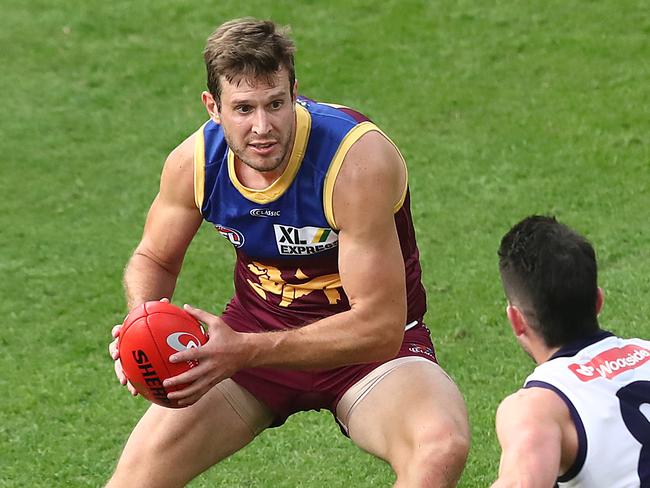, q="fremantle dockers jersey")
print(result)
[193,97,427,331]
[525,331,650,487]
